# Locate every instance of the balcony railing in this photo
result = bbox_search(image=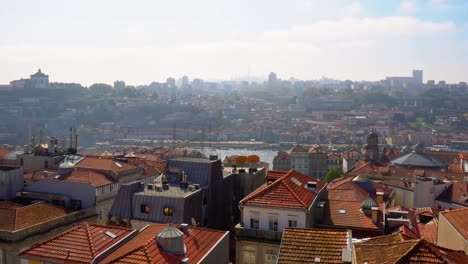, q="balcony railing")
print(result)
[235,224,282,242]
